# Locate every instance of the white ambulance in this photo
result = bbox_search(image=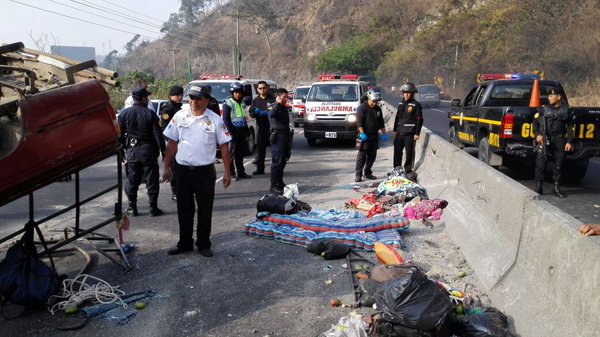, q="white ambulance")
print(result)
[302,74,369,146]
